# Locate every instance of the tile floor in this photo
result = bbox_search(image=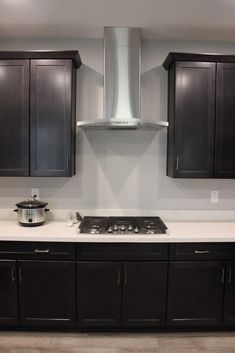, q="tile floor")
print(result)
[0,331,235,353]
